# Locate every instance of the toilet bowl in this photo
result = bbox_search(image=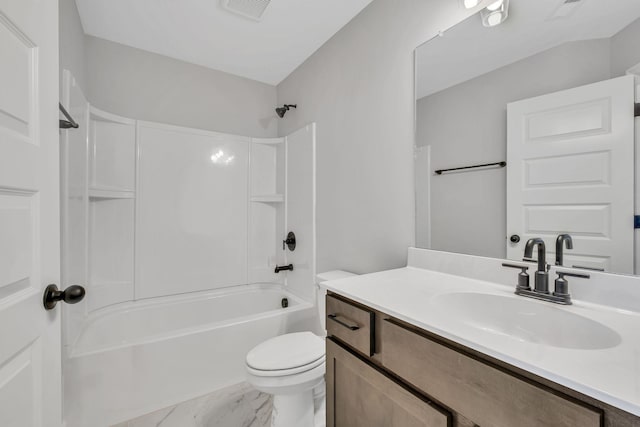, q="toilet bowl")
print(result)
[246,332,325,427]
[245,270,356,427]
